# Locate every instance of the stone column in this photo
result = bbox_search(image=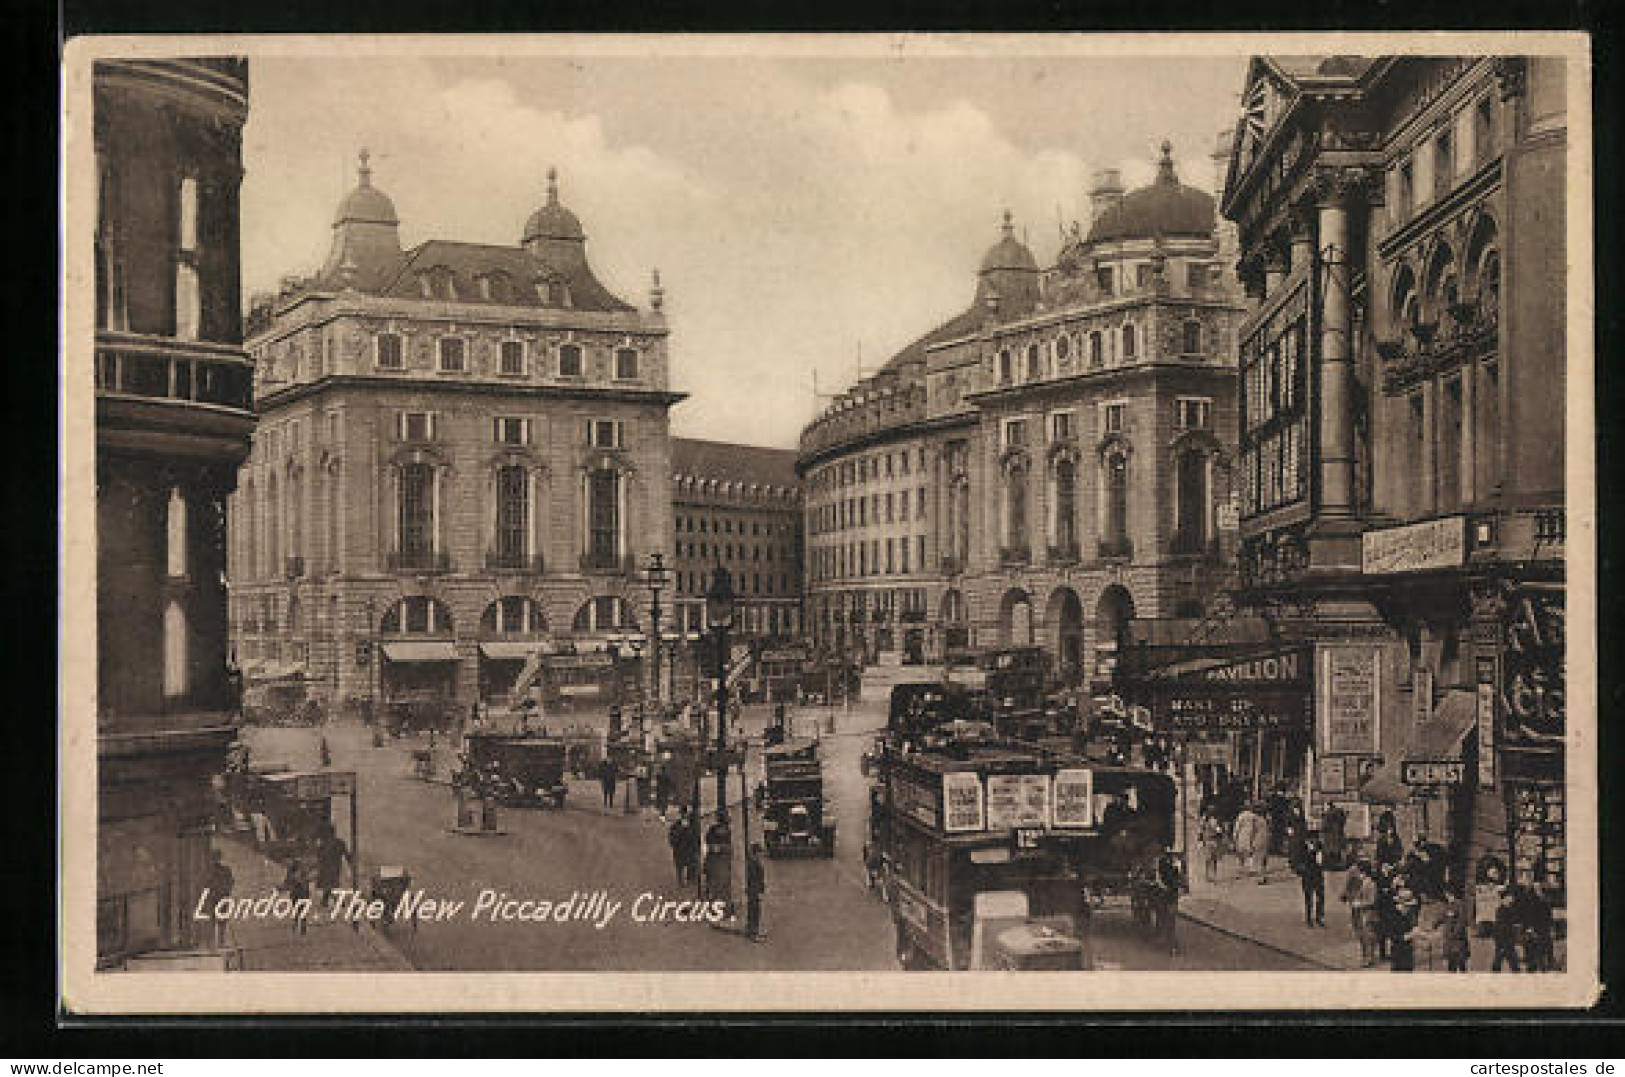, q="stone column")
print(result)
[1313,167,1368,520]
